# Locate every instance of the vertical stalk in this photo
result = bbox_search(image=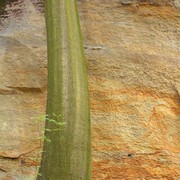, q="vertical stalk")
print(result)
[37,0,91,179]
